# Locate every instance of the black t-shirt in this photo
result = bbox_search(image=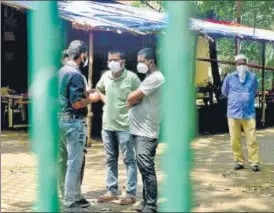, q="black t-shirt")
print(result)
[58,65,87,117]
